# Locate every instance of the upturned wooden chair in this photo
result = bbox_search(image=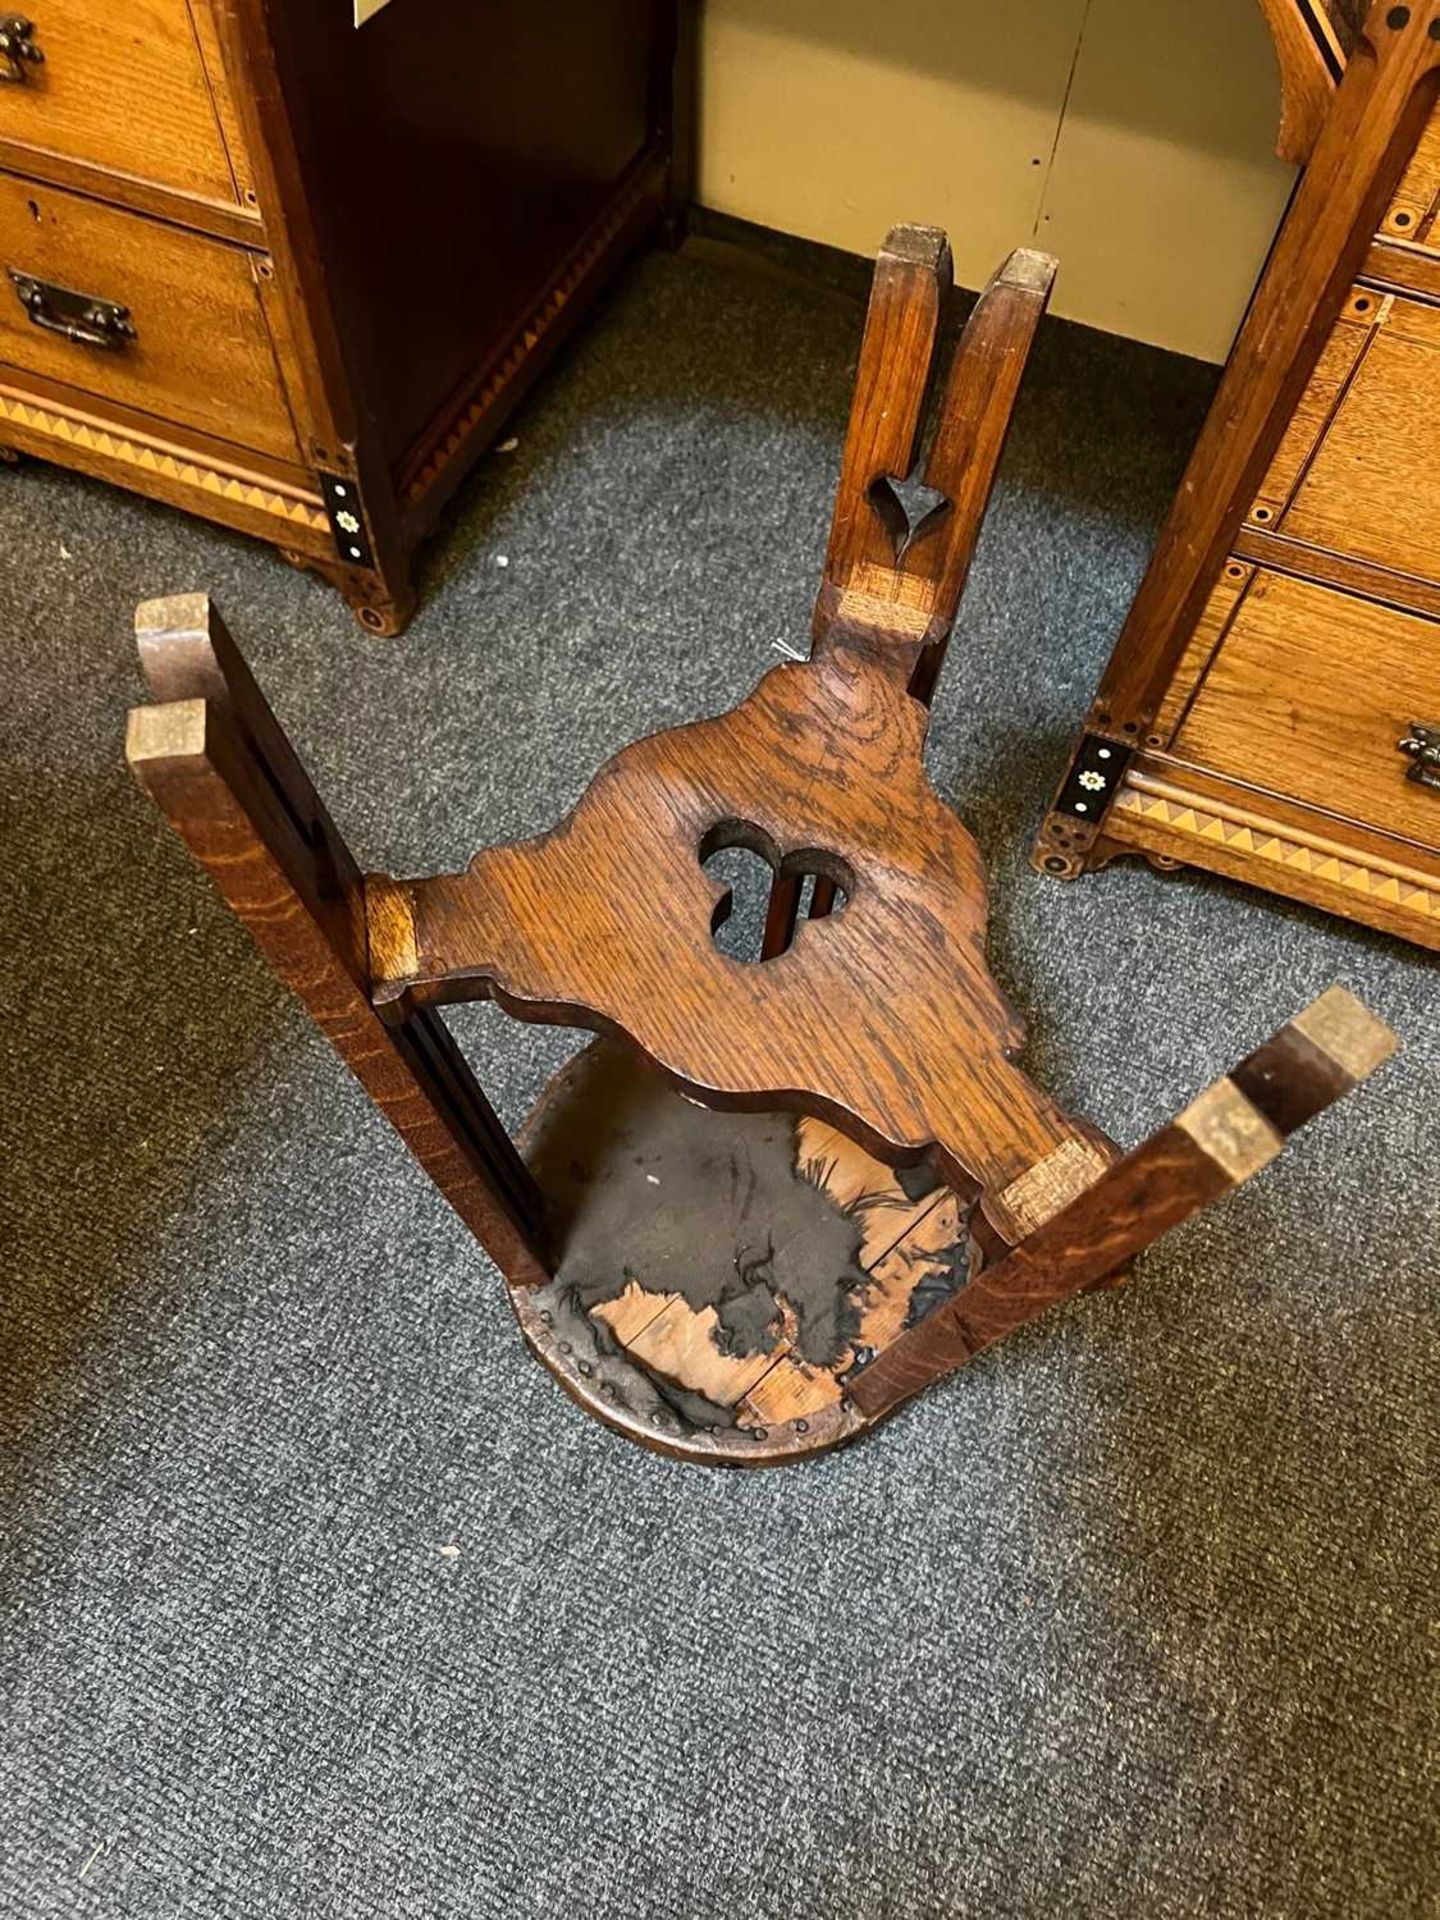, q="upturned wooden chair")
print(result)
[127,227,1395,1465]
